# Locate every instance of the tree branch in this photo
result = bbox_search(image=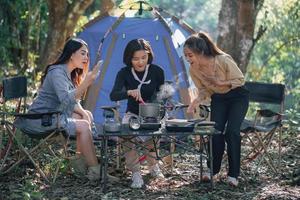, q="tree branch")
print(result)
[258,37,300,73]
[253,24,267,44]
